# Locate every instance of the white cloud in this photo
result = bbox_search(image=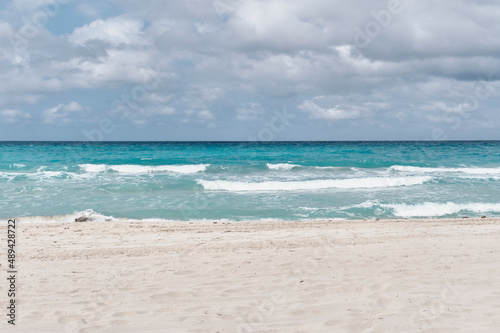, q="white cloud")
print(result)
[0,94,42,106]
[199,87,225,102]
[236,103,263,121]
[133,119,147,126]
[42,101,88,123]
[226,0,335,52]
[1,0,500,139]
[140,106,176,116]
[421,101,483,116]
[299,97,361,120]
[69,16,146,47]
[143,93,174,104]
[63,101,83,112]
[0,109,31,123]
[194,22,218,35]
[197,110,214,120]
